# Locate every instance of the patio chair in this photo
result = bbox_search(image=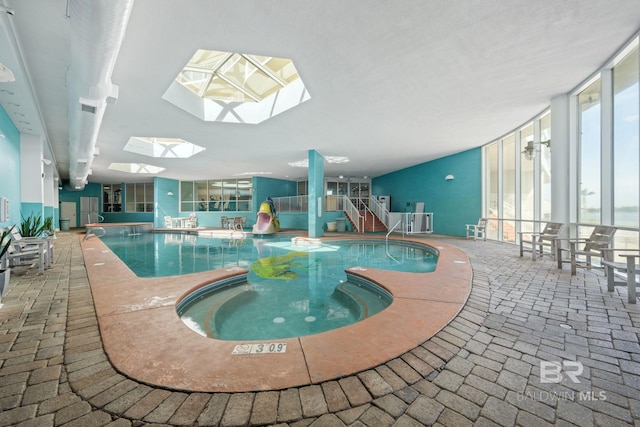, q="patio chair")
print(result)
[465,218,487,241]
[164,216,173,228]
[518,221,565,260]
[10,228,53,270]
[600,248,639,304]
[185,214,197,228]
[556,226,617,275]
[6,240,48,274]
